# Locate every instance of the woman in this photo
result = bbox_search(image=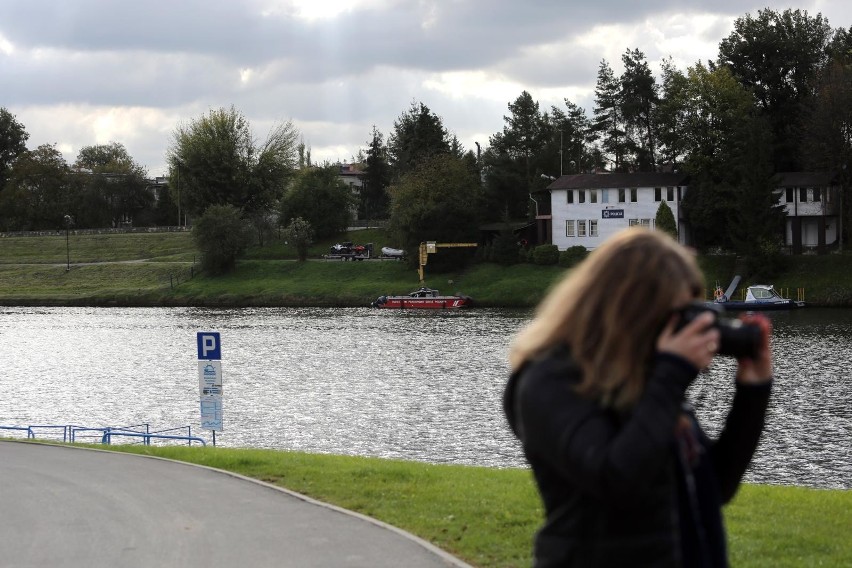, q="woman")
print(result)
[503,228,772,567]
